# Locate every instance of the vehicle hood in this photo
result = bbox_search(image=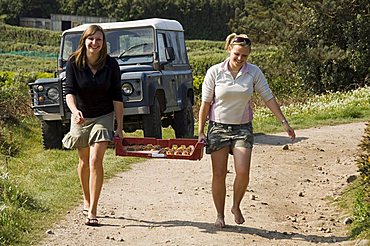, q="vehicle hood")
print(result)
[119,64,155,73]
